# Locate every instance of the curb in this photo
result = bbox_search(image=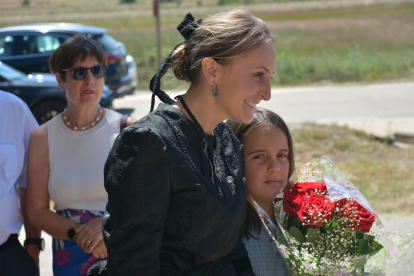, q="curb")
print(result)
[394,132,414,145]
